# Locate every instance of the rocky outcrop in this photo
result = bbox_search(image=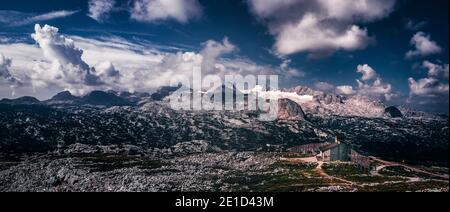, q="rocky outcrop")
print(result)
[0,152,278,192]
[277,98,306,121]
[385,106,403,118]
